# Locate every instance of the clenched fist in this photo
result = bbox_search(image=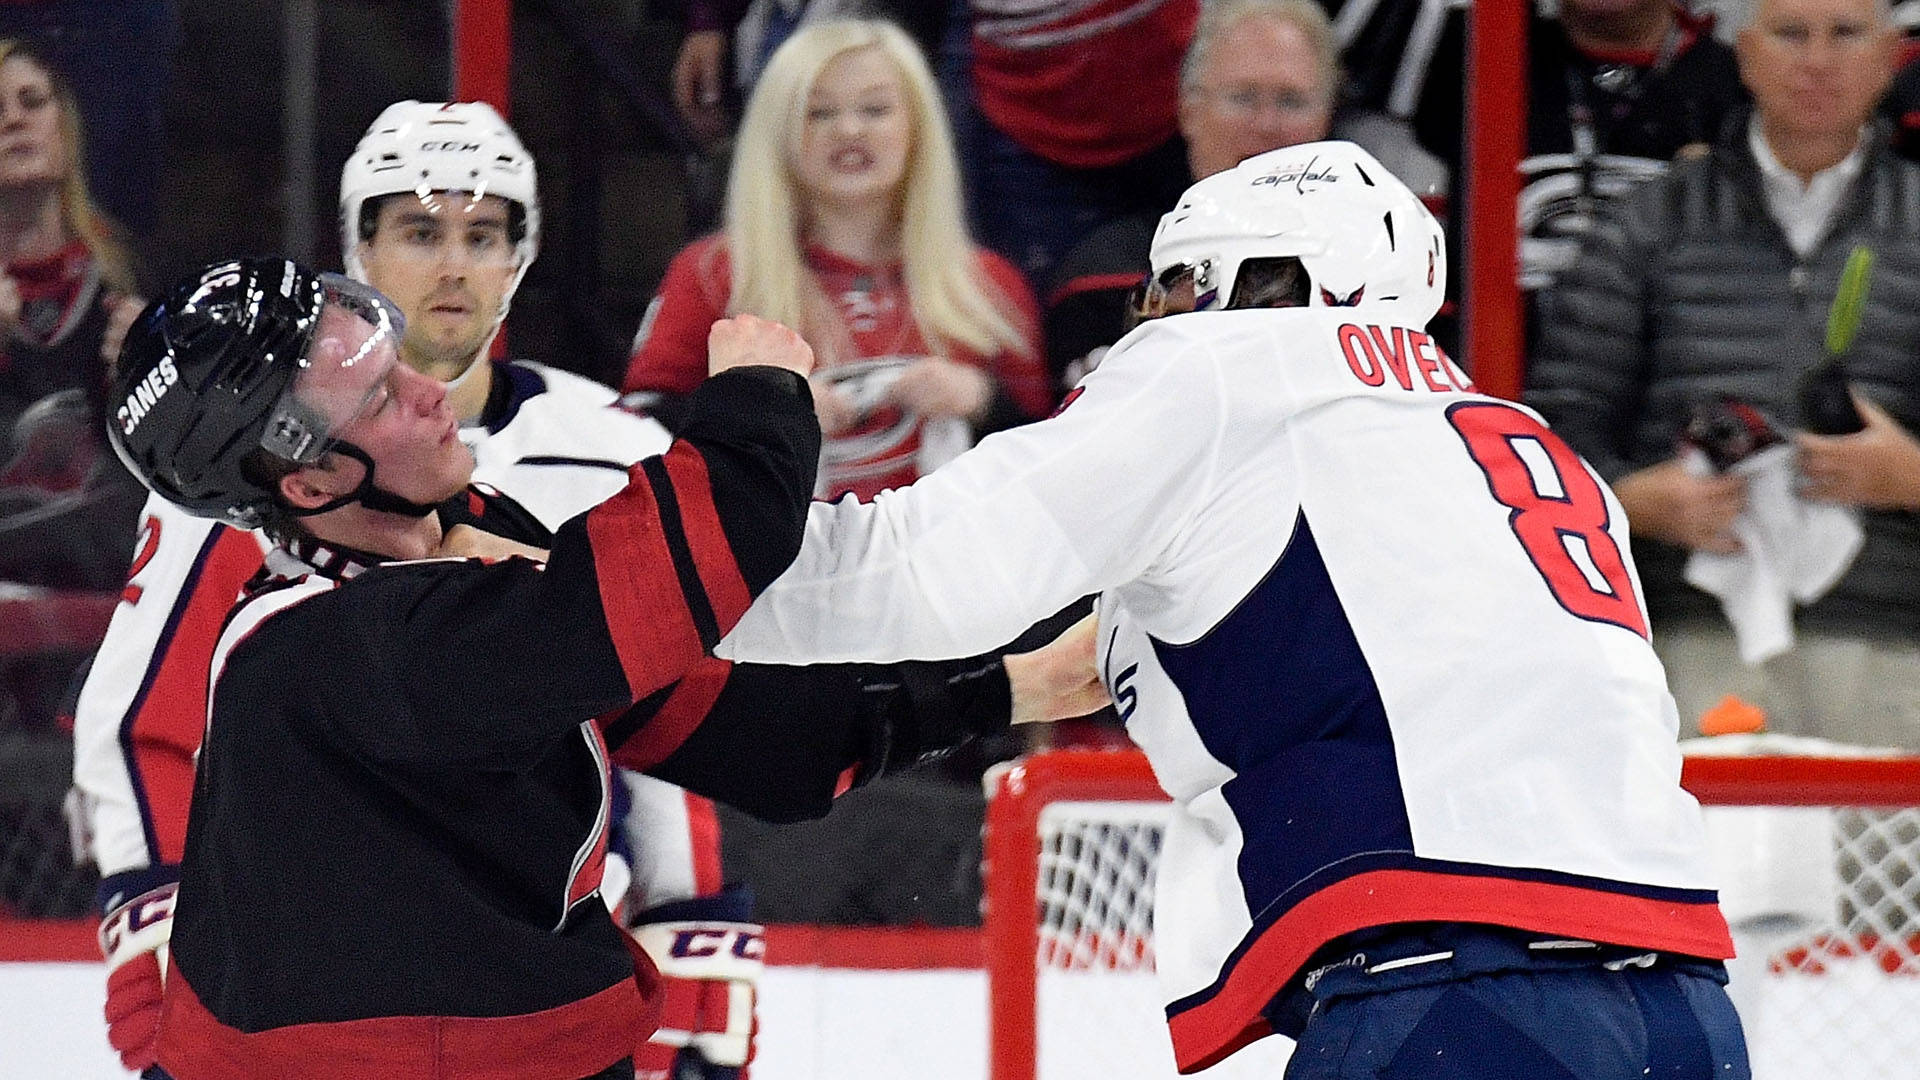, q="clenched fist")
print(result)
[1005,614,1110,725]
[708,314,815,379]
